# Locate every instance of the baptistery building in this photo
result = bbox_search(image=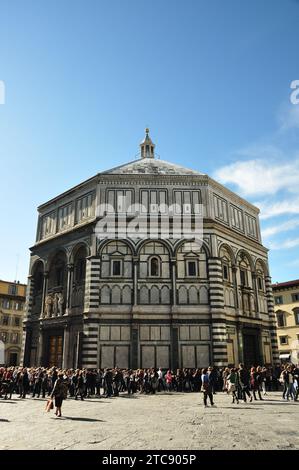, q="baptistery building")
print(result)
[22,130,279,369]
